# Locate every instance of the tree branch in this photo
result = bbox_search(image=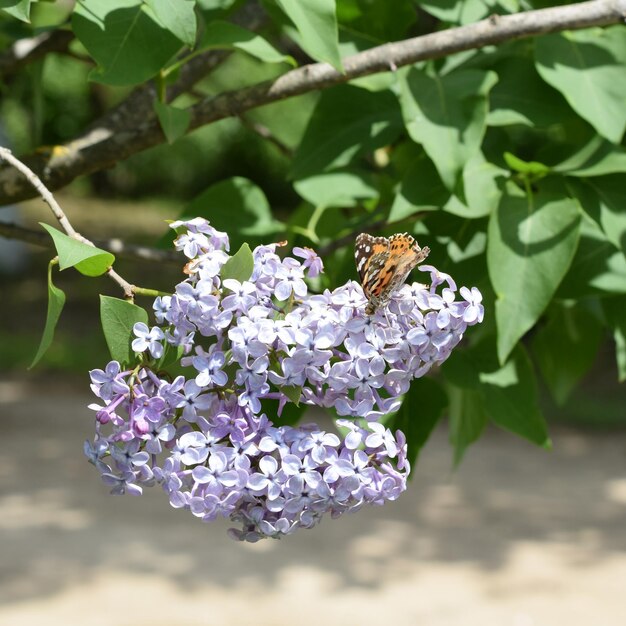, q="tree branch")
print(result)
[0,29,74,80]
[0,147,136,298]
[0,220,181,265]
[0,0,624,206]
